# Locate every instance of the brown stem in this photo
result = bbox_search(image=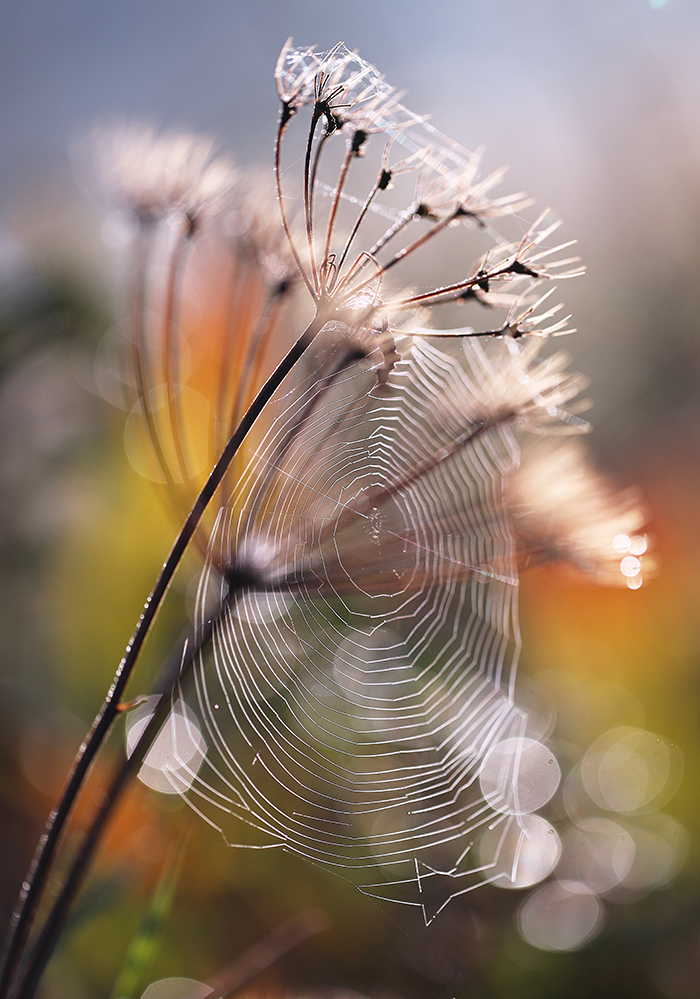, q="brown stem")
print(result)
[322,145,352,284]
[274,117,315,299]
[385,256,524,310]
[10,606,225,999]
[303,107,327,295]
[213,254,247,462]
[161,225,193,483]
[130,226,176,487]
[339,211,457,304]
[221,282,291,522]
[368,209,415,258]
[334,171,387,280]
